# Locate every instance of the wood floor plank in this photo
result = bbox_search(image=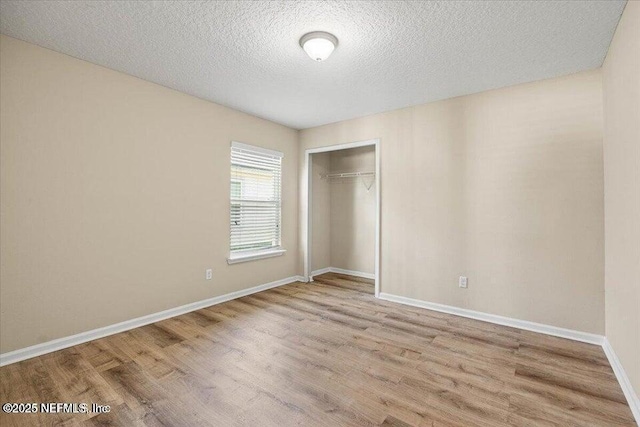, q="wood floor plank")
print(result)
[39,349,123,423]
[76,338,131,373]
[514,361,627,404]
[507,372,636,426]
[0,273,635,426]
